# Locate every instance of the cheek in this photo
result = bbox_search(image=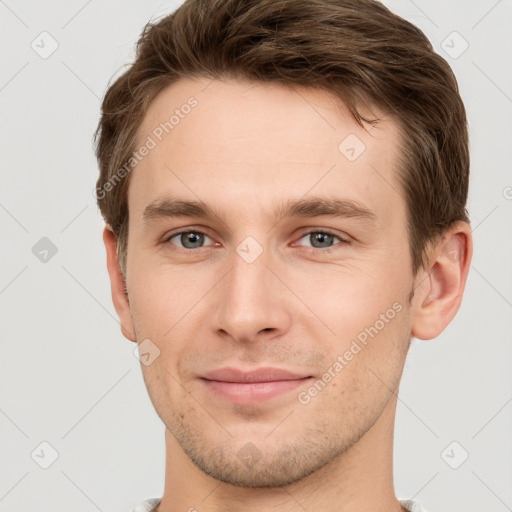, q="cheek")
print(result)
[128,263,208,337]
[300,264,407,340]
[305,304,411,417]
[128,268,213,386]
[296,264,412,392]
